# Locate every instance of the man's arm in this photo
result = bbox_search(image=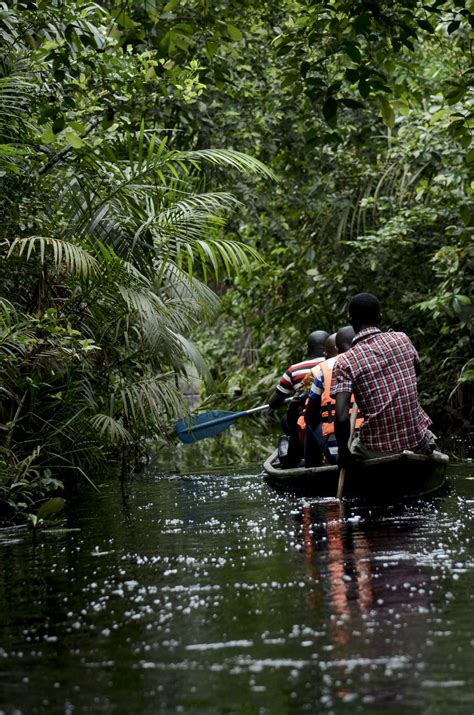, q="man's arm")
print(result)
[304,393,321,428]
[405,334,421,376]
[268,389,287,410]
[330,356,354,467]
[334,391,352,467]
